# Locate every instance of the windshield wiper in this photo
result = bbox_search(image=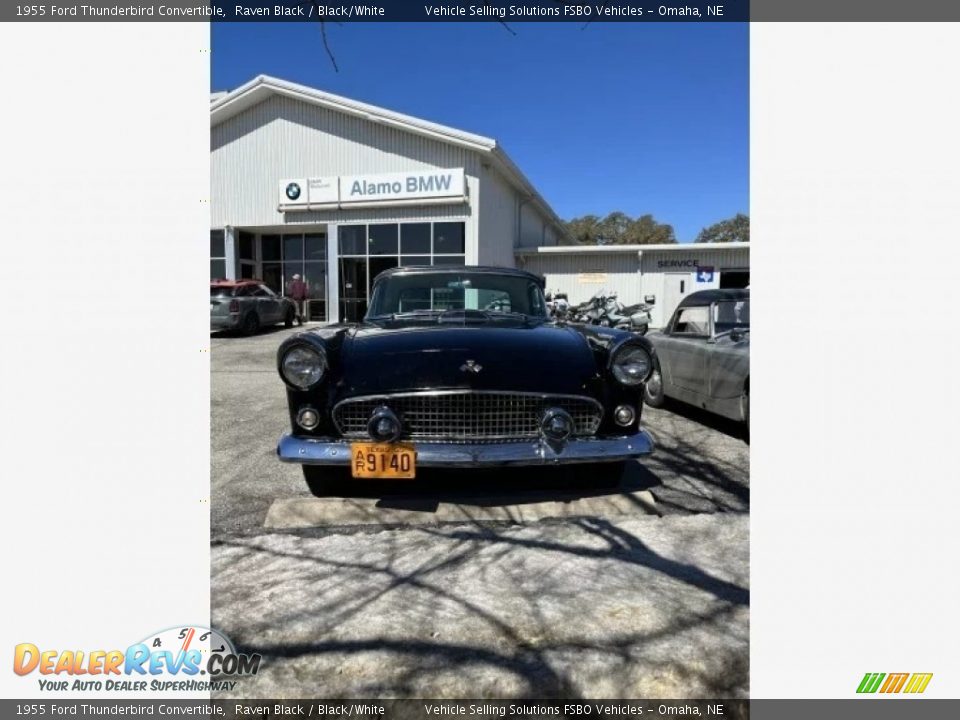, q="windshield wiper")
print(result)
[484,309,524,318]
[484,310,538,323]
[369,310,442,321]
